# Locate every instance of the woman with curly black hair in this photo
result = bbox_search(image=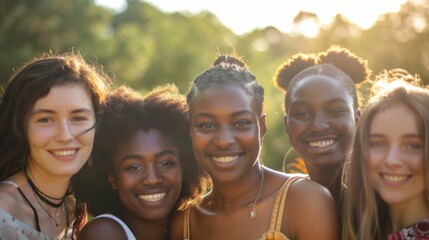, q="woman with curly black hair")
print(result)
[76,85,209,240]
